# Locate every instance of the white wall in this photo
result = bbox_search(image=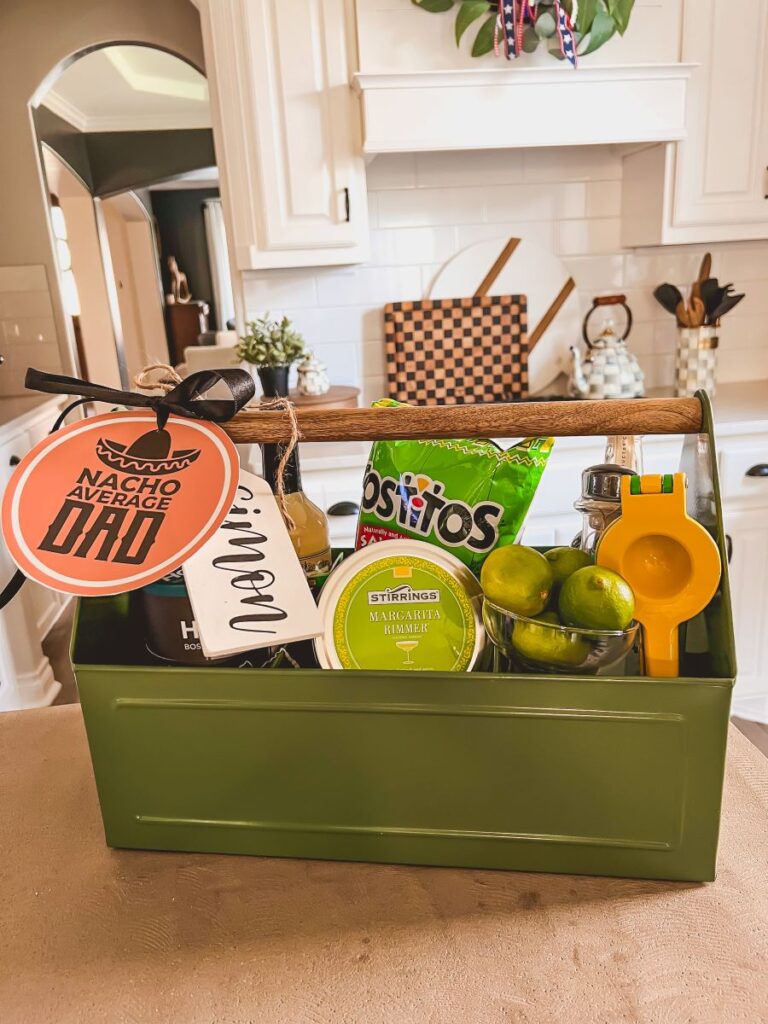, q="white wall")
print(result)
[100,196,167,384]
[43,148,123,388]
[241,146,768,403]
[124,219,167,365]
